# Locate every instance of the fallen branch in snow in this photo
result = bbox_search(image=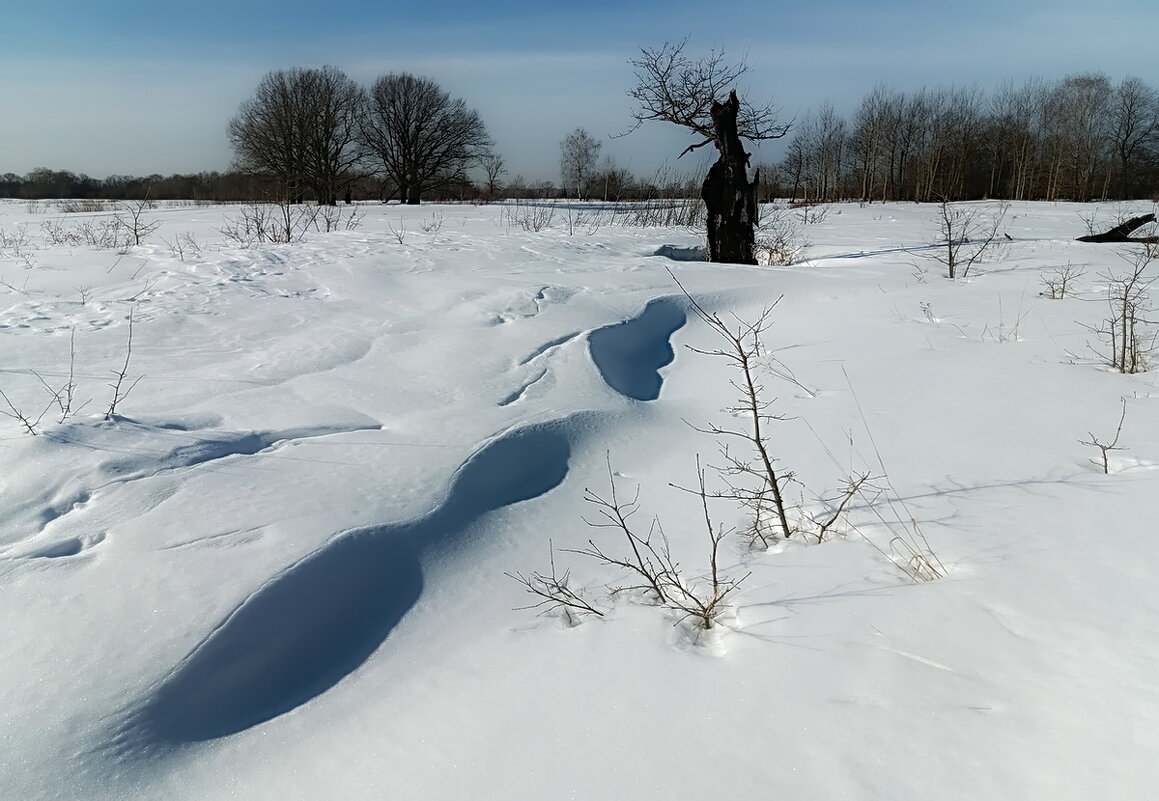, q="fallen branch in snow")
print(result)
[1076,213,1159,244]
